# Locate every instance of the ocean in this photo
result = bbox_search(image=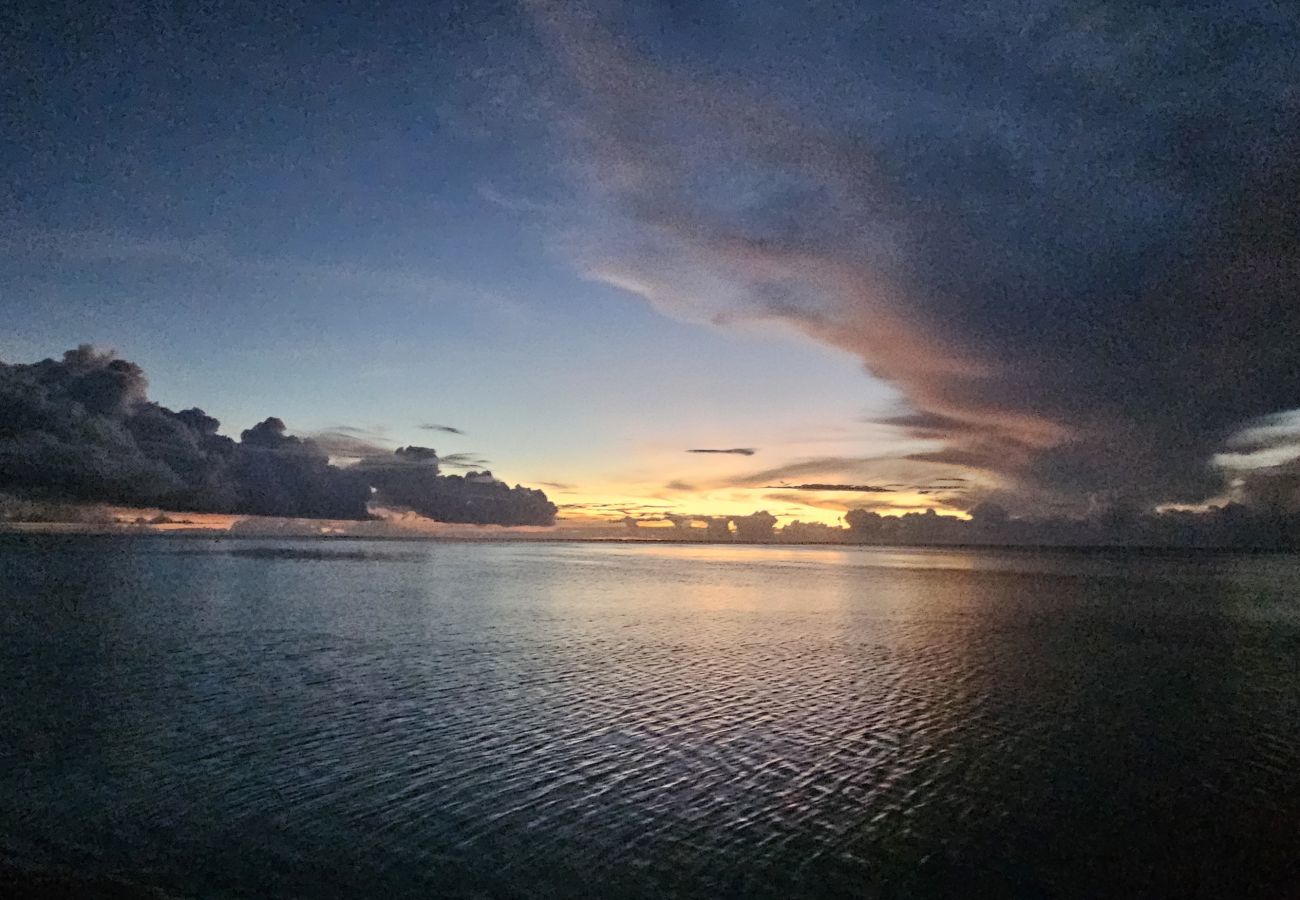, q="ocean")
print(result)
[1,536,1296,897]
